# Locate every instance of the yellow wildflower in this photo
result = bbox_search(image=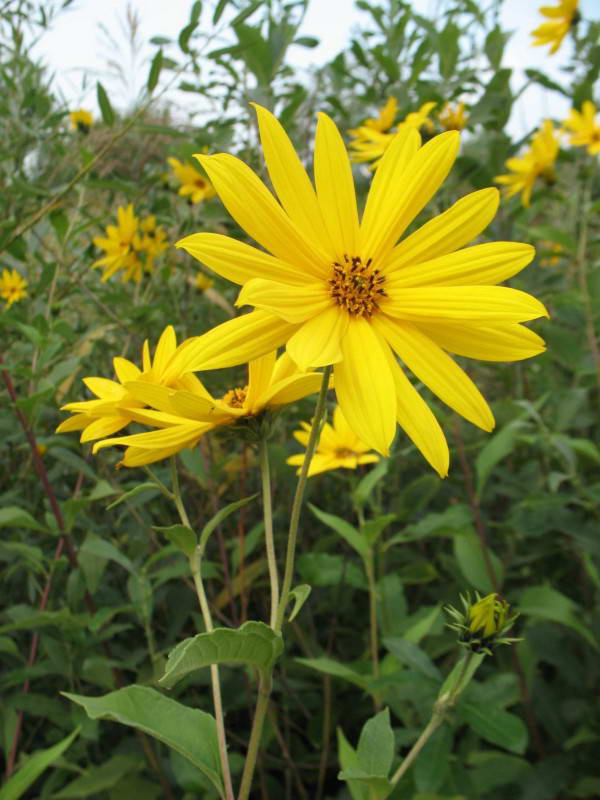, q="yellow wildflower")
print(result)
[495,119,560,207]
[349,102,437,169]
[359,97,398,133]
[92,204,141,282]
[287,406,379,476]
[531,0,579,55]
[468,593,509,637]
[56,326,198,443]
[173,104,547,477]
[399,101,437,134]
[195,272,214,291]
[563,101,600,155]
[438,101,468,131]
[167,157,215,204]
[136,215,168,271]
[1,268,28,308]
[92,352,324,467]
[539,241,563,267]
[69,109,93,133]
